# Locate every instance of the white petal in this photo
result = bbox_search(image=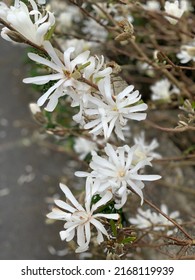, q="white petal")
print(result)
[90,218,108,236]
[63,47,75,72]
[71,50,90,72]
[37,79,64,106]
[130,174,161,181]
[127,180,144,204]
[23,73,63,85]
[118,85,134,99]
[75,171,90,177]
[59,183,85,211]
[91,191,113,212]
[28,52,62,73]
[77,225,86,246]
[94,213,119,220]
[75,243,89,253]
[84,222,91,244]
[54,199,76,213]
[43,41,64,68]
